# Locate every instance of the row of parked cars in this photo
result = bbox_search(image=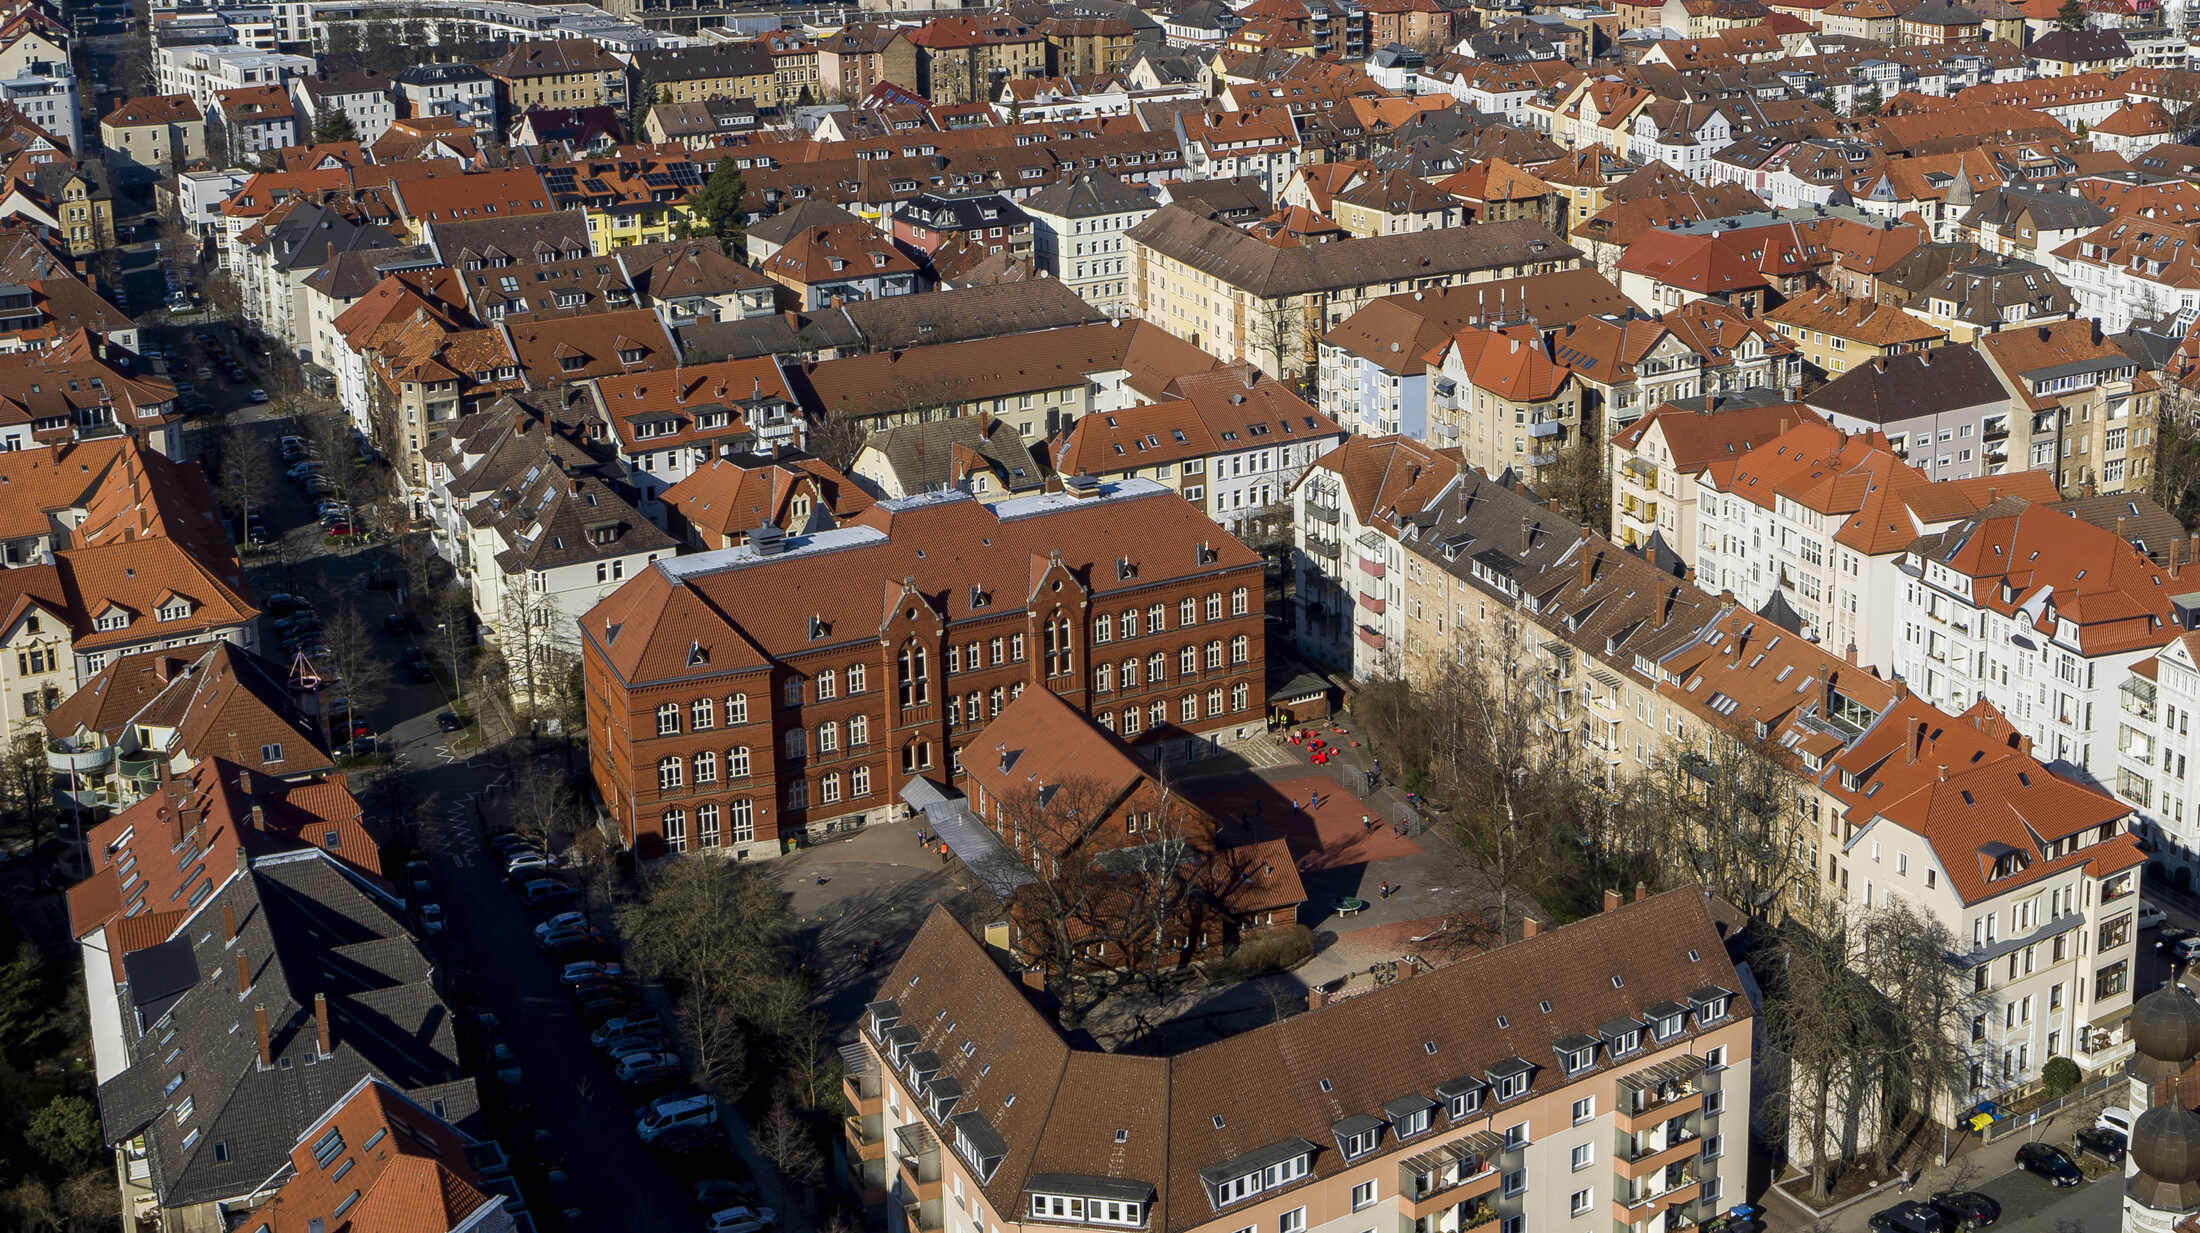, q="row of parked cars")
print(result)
[504,833,776,1233]
[1867,1106,2133,1233]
